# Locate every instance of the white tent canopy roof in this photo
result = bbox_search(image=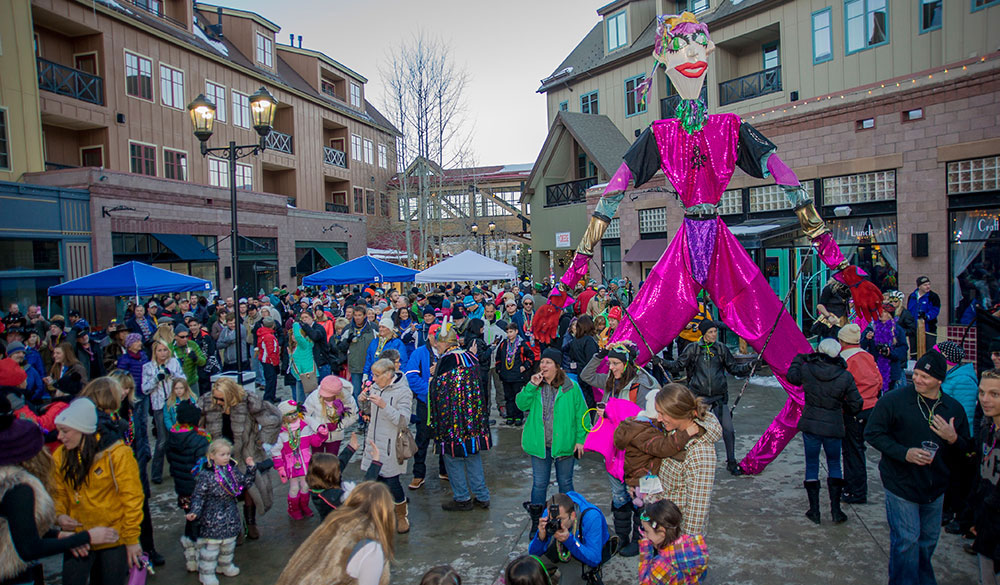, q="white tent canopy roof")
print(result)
[415,250,517,283]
